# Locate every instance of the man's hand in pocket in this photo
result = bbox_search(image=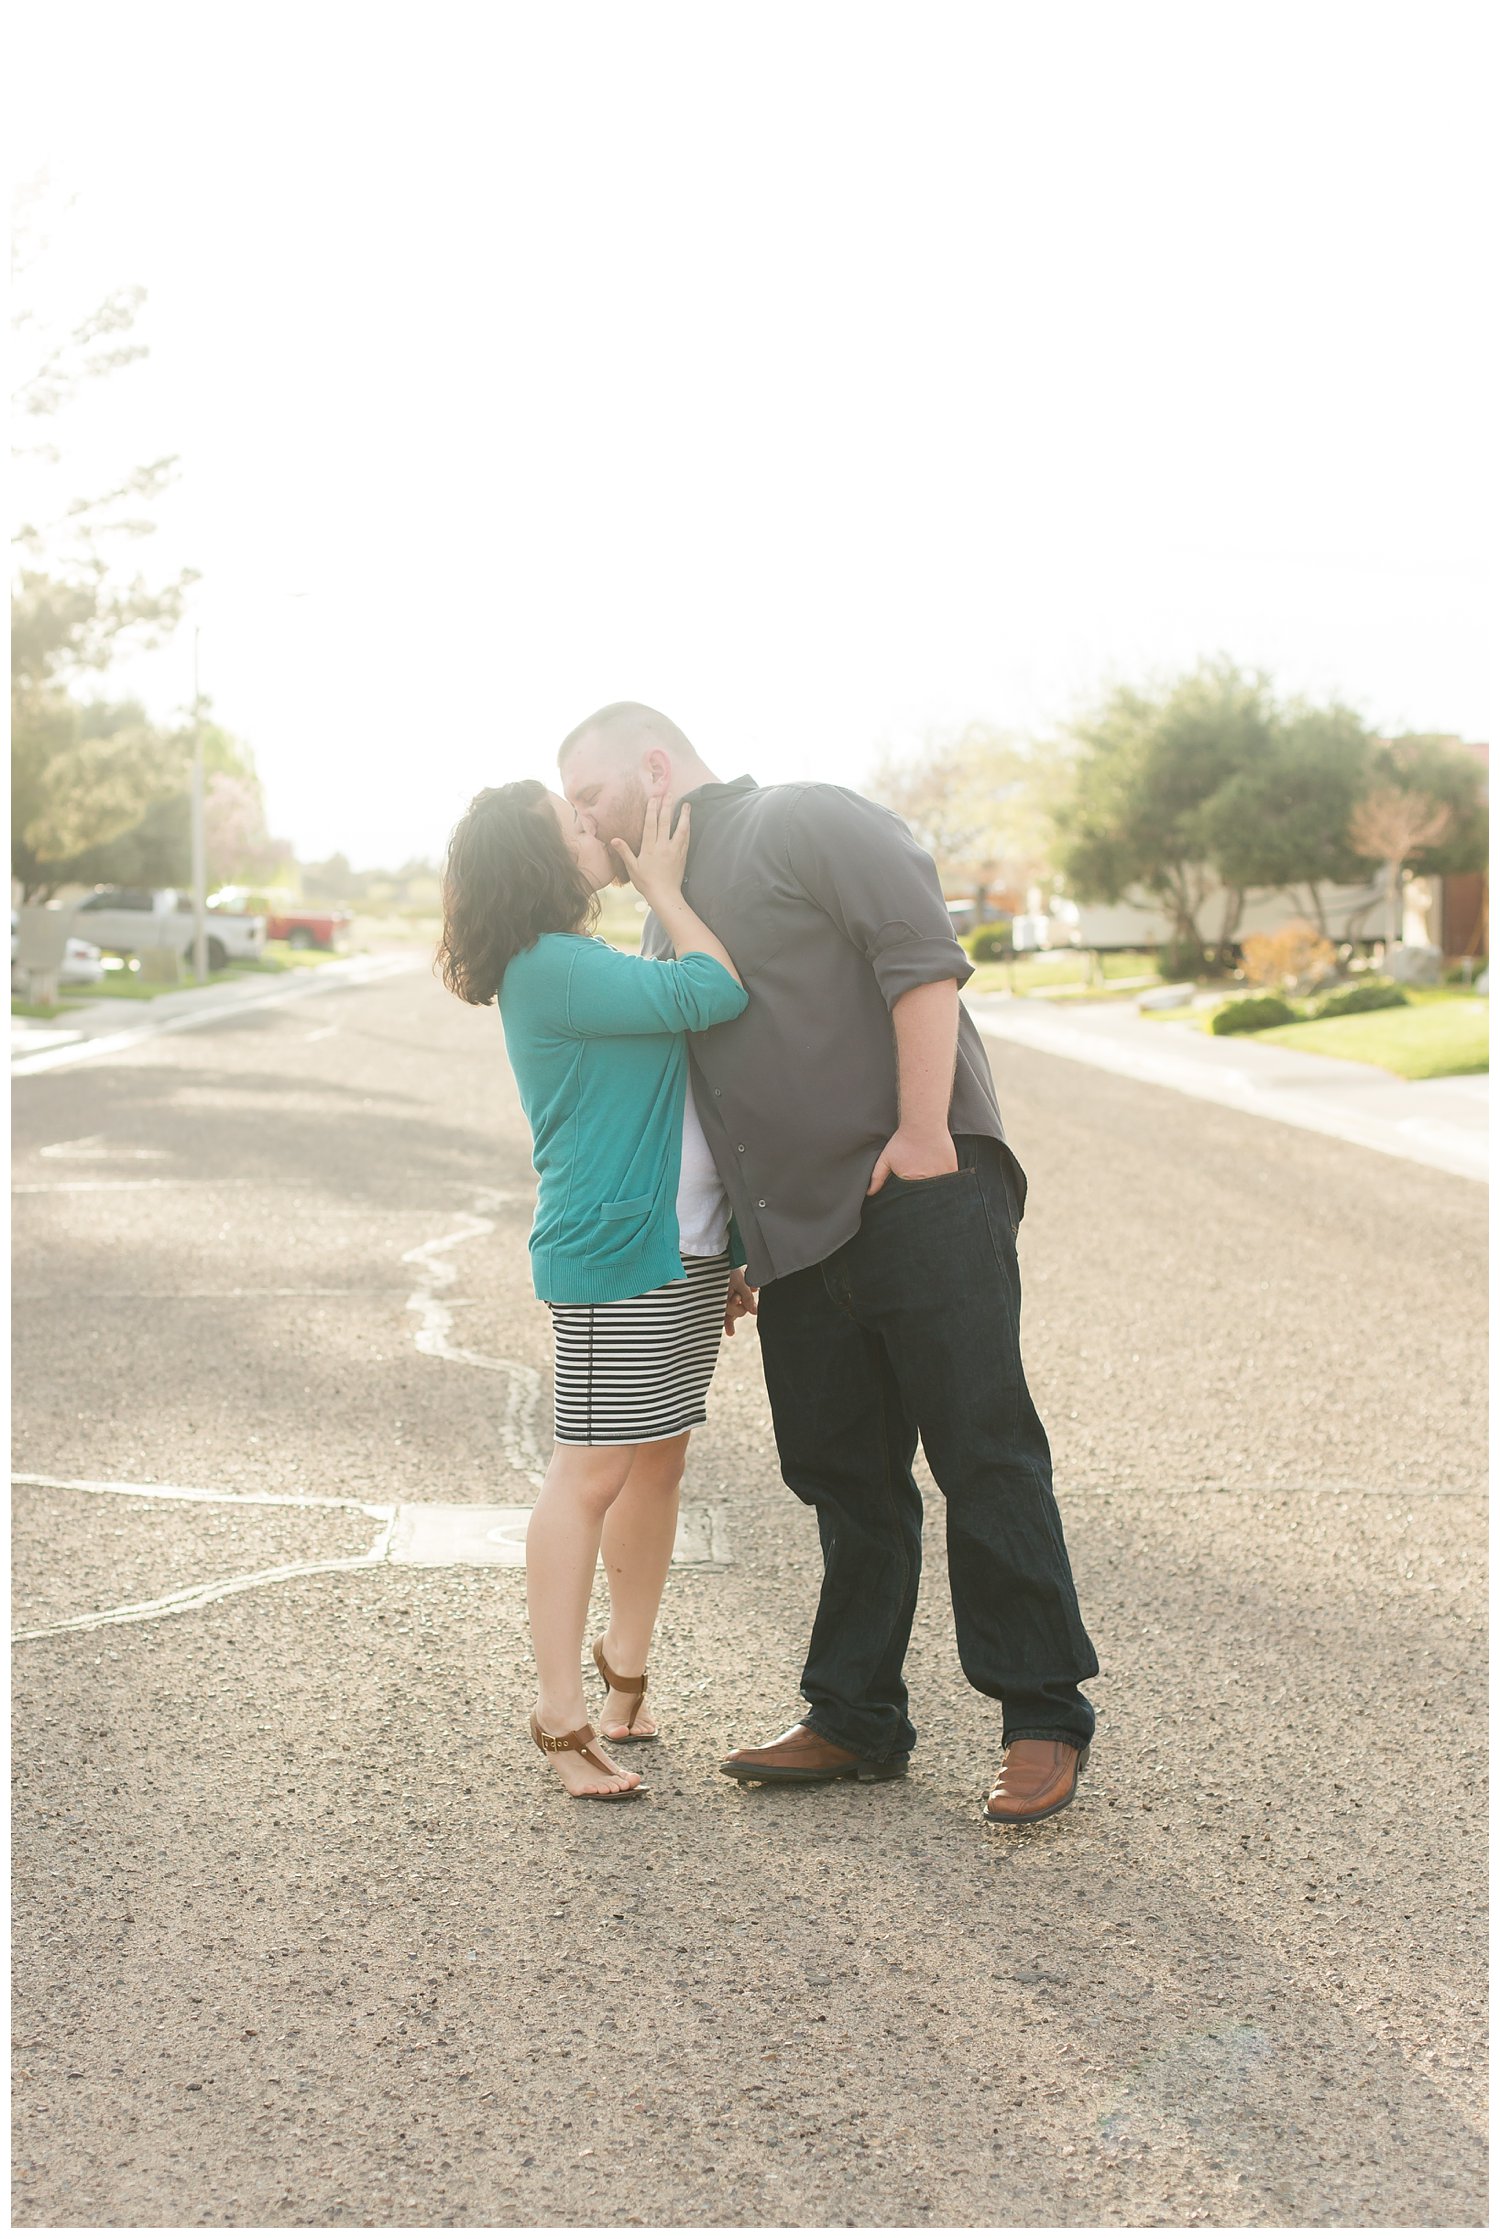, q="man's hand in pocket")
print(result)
[866,1128,959,1196]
